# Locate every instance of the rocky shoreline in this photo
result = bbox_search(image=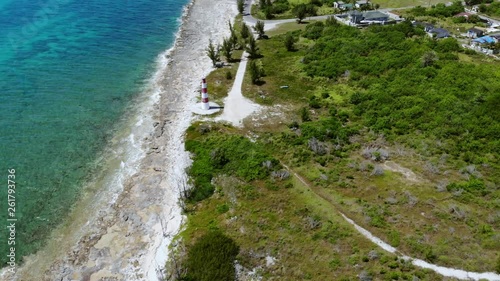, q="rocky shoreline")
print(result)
[6,0,237,280]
